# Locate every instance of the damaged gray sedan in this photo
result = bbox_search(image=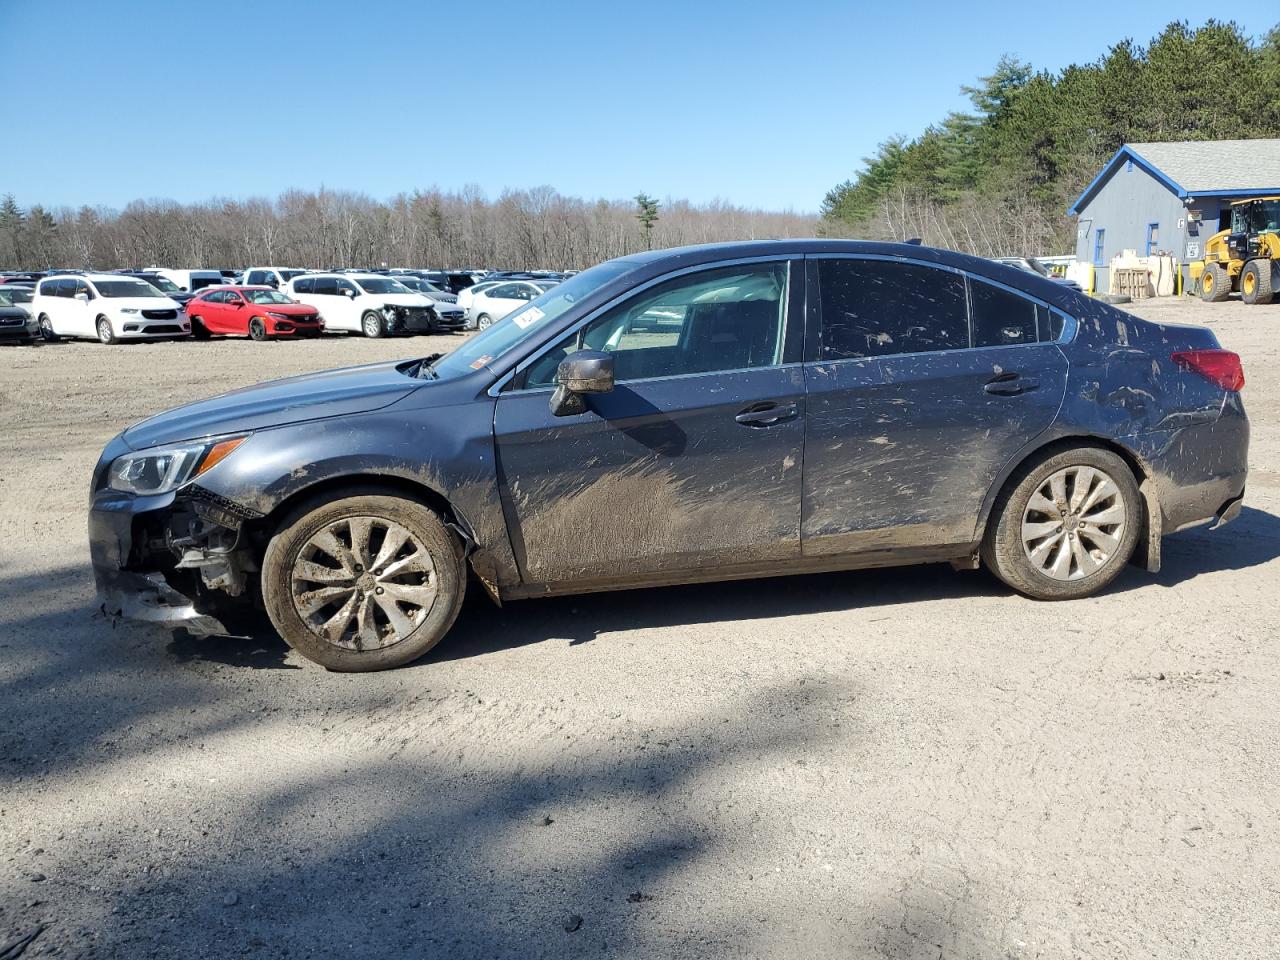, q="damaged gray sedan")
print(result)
[90,240,1248,671]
